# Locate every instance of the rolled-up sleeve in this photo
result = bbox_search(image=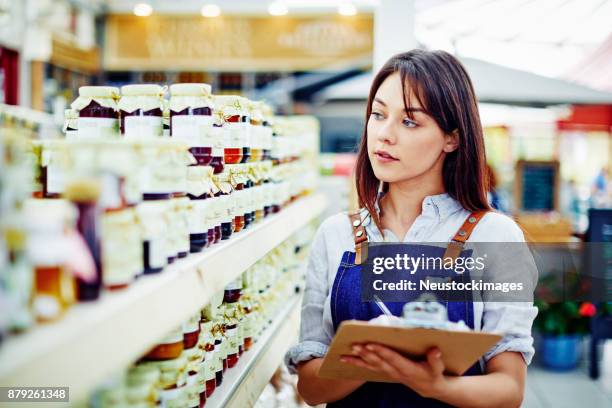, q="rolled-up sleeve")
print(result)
[482,302,538,364]
[285,224,334,373]
[476,213,539,365]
